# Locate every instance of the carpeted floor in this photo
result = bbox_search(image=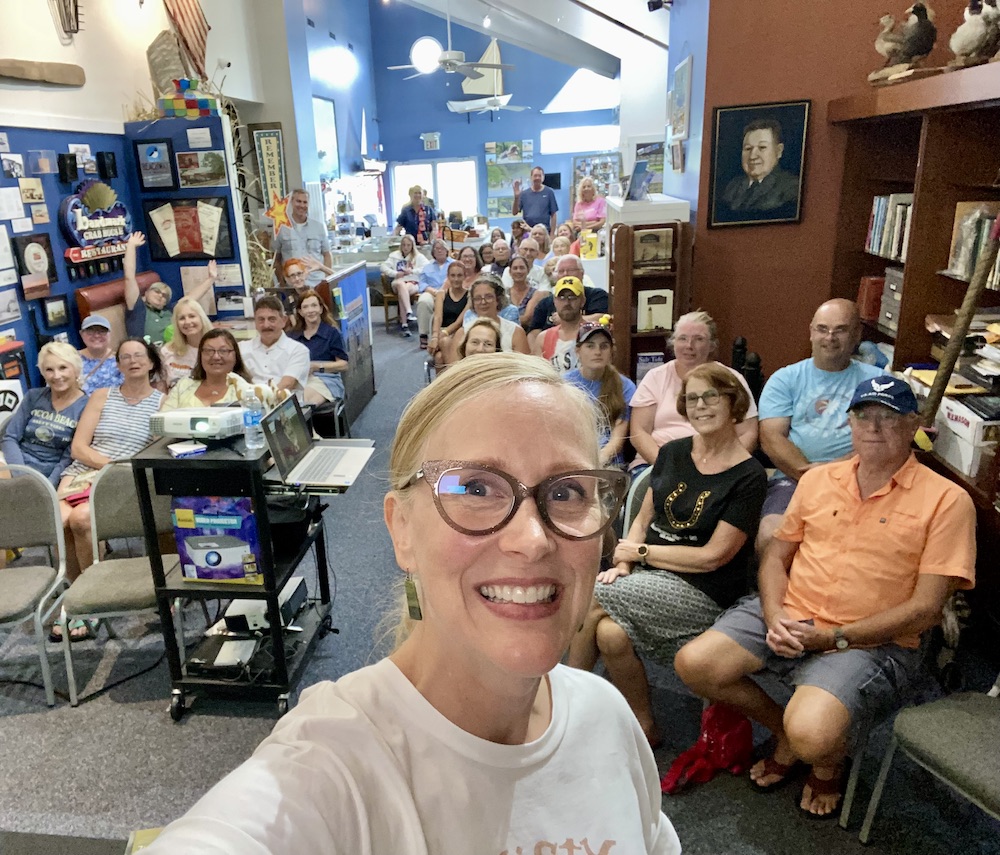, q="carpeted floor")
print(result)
[0,306,998,854]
